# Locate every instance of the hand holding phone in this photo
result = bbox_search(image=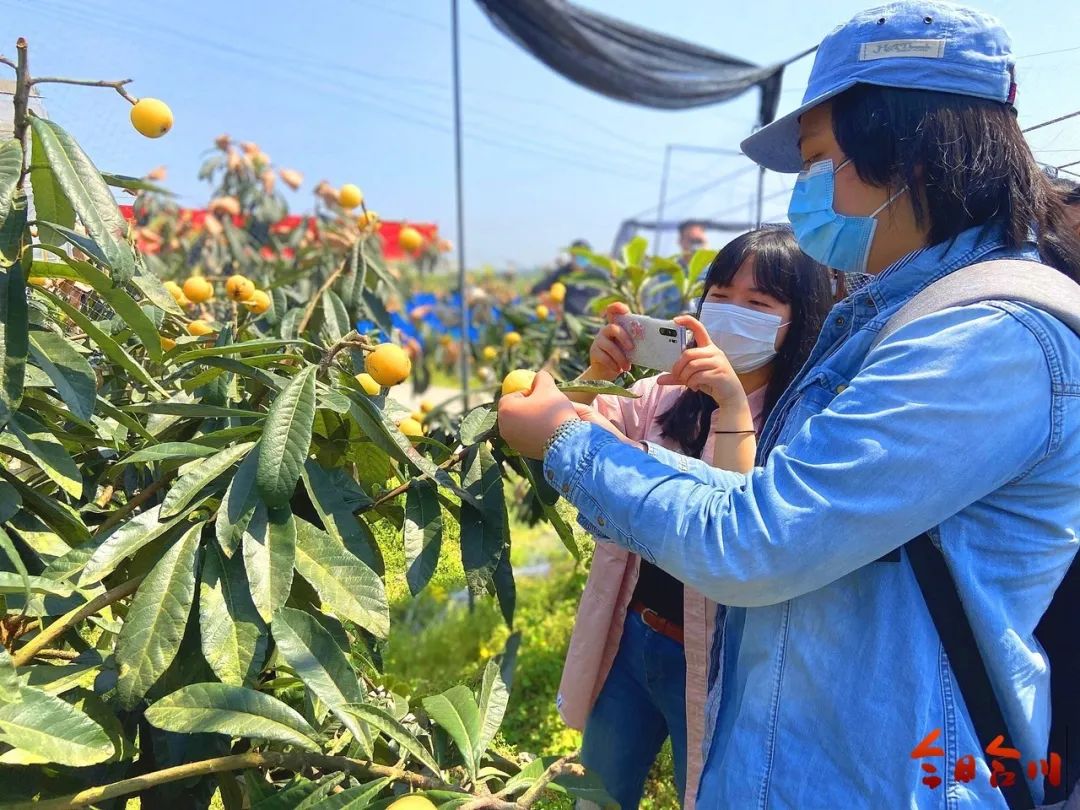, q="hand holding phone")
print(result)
[586,303,634,378]
[613,314,688,373]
